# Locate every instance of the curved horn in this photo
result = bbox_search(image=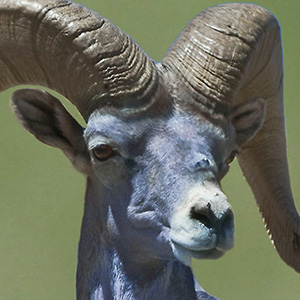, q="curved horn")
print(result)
[0,0,158,119]
[162,3,300,272]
